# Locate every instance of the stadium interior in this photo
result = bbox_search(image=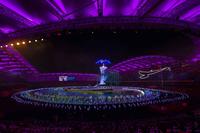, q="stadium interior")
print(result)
[0,0,200,132]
